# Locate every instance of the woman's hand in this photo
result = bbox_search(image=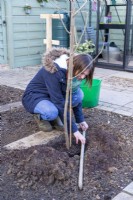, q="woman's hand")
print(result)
[79,121,88,131]
[74,131,86,144]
